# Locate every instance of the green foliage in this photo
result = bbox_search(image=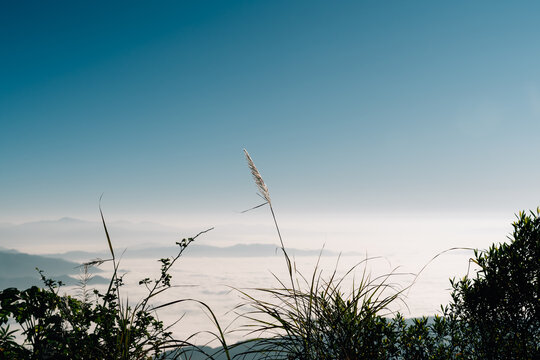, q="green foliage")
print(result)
[445,209,540,359]
[0,222,217,360]
[0,263,177,359]
[390,315,466,360]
